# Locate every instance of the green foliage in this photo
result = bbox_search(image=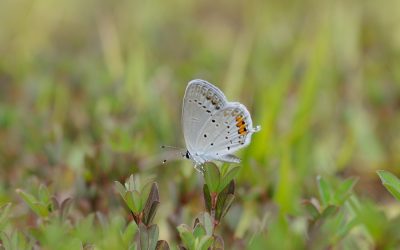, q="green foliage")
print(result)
[0,231,33,250]
[177,213,214,250]
[377,170,400,201]
[16,184,54,218]
[138,223,159,250]
[317,176,358,207]
[0,203,11,232]
[203,165,236,224]
[203,163,240,194]
[115,175,160,226]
